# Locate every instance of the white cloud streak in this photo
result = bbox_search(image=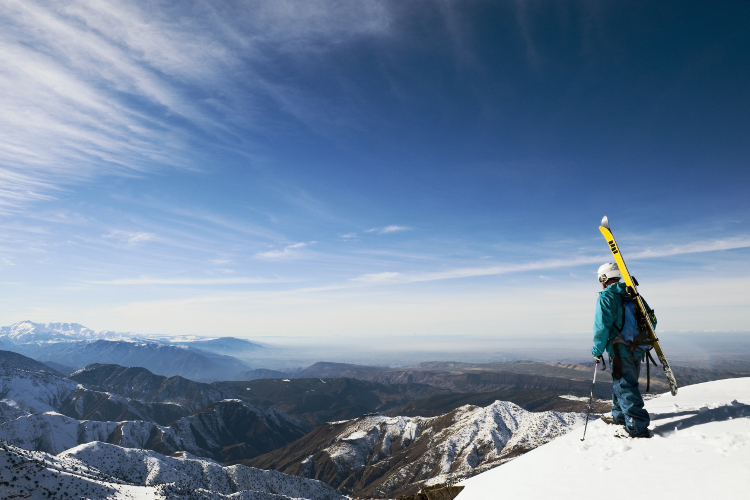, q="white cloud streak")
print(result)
[101,230,155,245]
[351,236,750,284]
[380,225,410,234]
[254,242,312,260]
[365,225,411,235]
[627,237,750,259]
